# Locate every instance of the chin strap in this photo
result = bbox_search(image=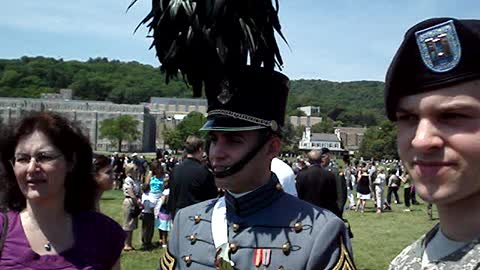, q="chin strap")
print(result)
[208,133,271,179]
